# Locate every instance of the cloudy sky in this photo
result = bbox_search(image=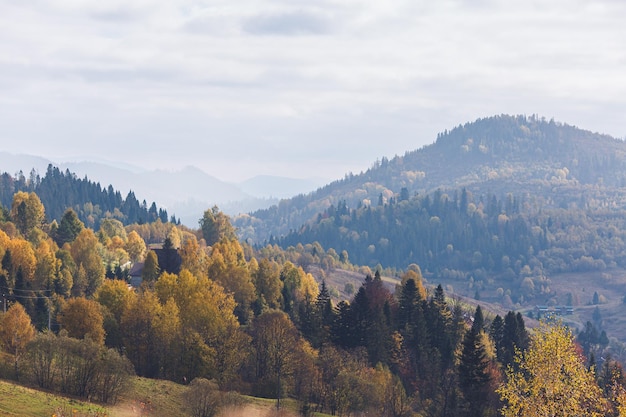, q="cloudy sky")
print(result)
[1,0,625,183]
